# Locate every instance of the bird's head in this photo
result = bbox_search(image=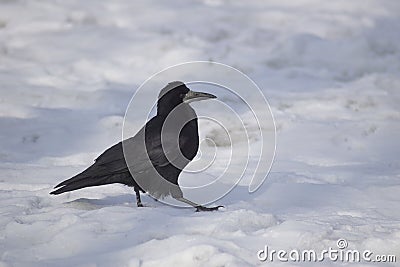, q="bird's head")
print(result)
[157,81,216,115]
